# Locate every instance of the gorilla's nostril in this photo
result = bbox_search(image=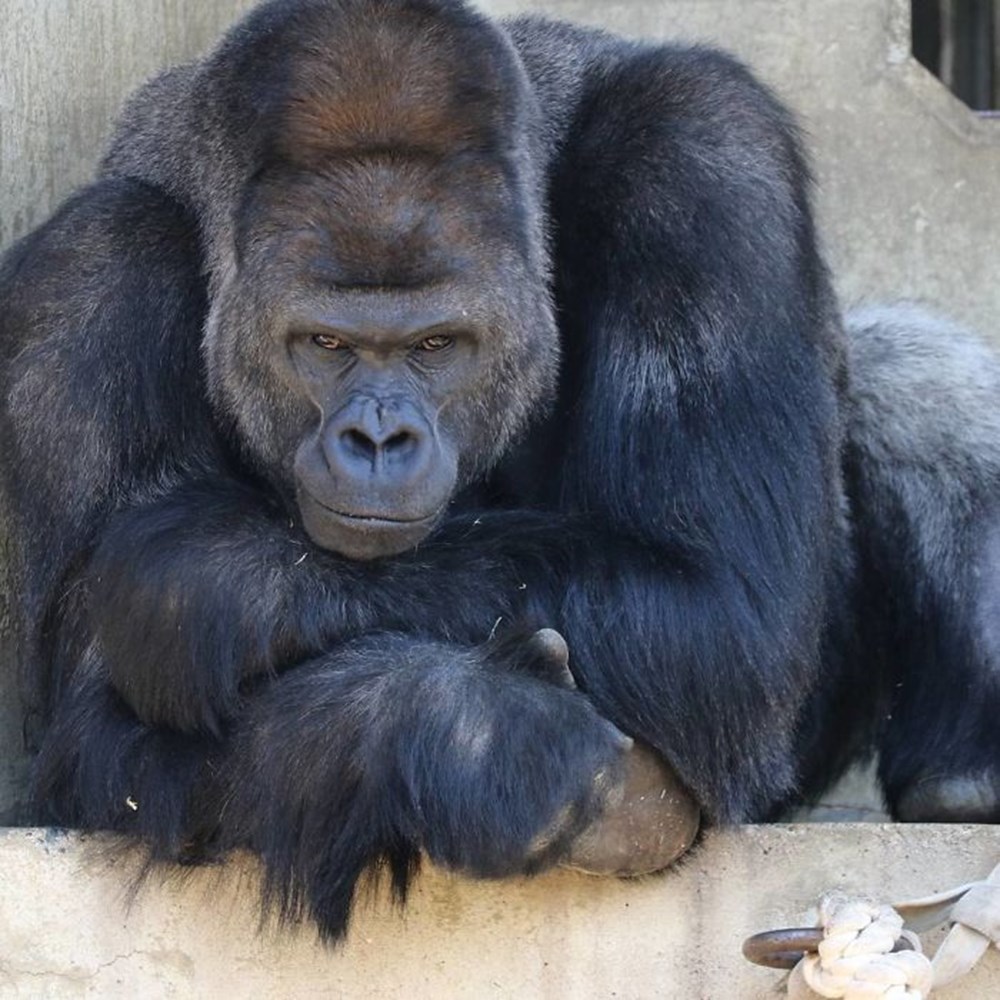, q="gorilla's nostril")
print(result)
[383,430,413,453]
[342,428,377,460]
